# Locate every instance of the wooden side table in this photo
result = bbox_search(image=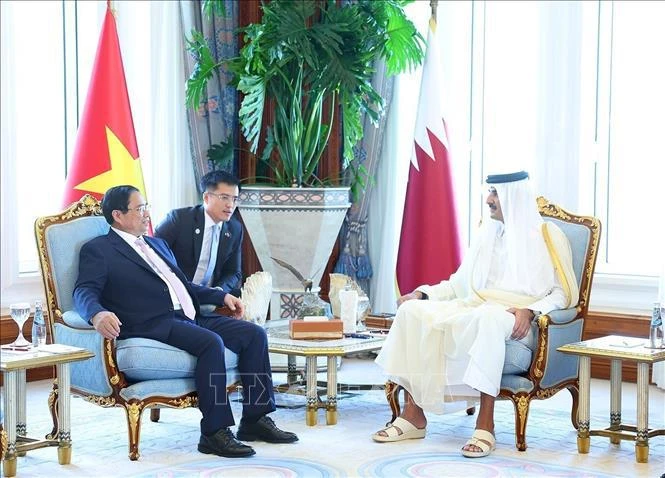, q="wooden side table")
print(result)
[1,345,94,477]
[558,335,665,463]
